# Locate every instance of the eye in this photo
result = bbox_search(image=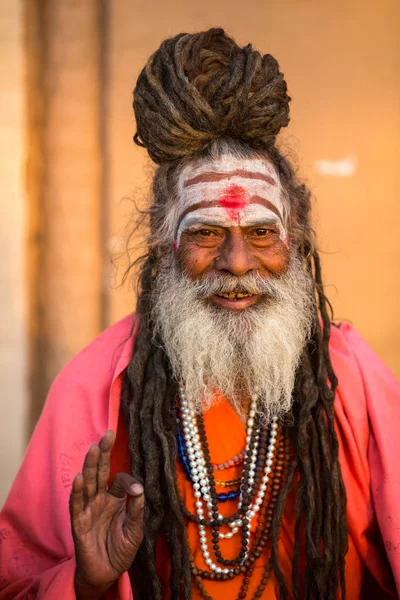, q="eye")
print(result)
[188,228,222,238]
[247,226,280,246]
[196,229,217,237]
[182,227,224,246]
[252,228,273,236]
